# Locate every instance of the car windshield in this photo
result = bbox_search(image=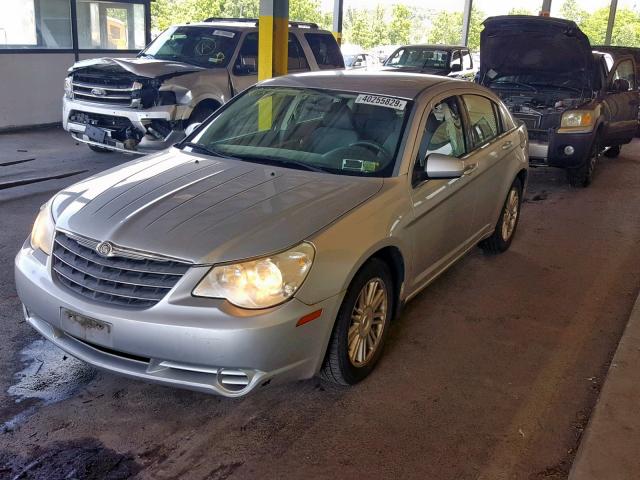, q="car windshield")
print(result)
[139,26,239,68]
[187,86,412,177]
[385,48,450,70]
[344,55,357,67]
